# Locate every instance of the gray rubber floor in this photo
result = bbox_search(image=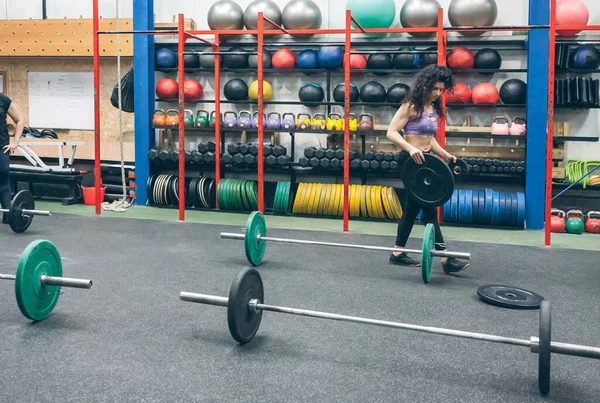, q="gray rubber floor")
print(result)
[0,214,599,403]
